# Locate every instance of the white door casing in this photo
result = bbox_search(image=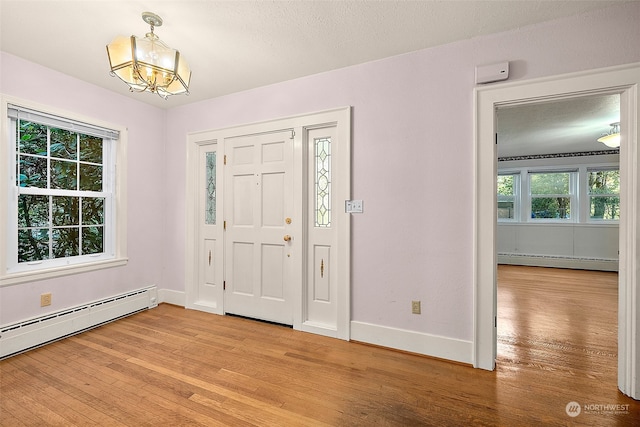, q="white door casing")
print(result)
[474,63,640,399]
[185,107,351,339]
